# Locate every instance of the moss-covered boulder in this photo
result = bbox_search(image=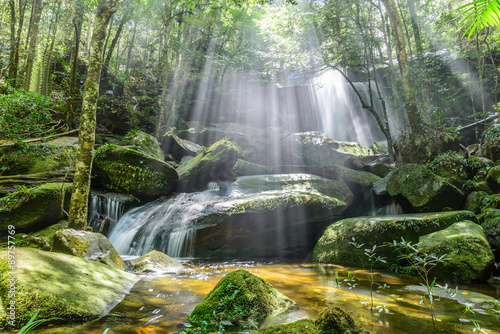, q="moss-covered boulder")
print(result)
[120,130,164,161]
[0,183,72,233]
[193,174,354,258]
[386,164,465,212]
[190,270,295,330]
[161,131,202,160]
[313,211,476,268]
[0,248,138,329]
[481,123,500,162]
[467,156,495,181]
[176,139,238,191]
[306,165,381,193]
[486,165,500,193]
[363,162,393,178]
[464,191,491,213]
[294,132,357,166]
[256,319,318,334]
[233,159,273,176]
[93,144,178,197]
[315,307,368,334]
[52,229,125,270]
[478,208,500,260]
[129,250,184,273]
[0,220,69,250]
[427,151,468,187]
[417,221,495,282]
